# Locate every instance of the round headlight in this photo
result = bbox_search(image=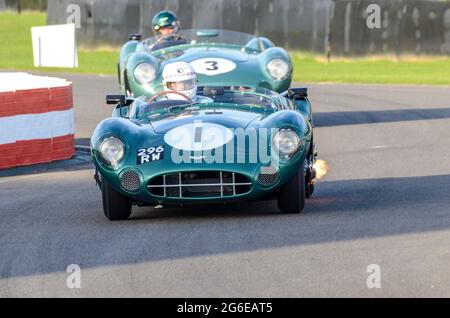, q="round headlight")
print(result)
[267,58,290,80]
[134,62,156,85]
[272,129,302,159]
[99,137,125,166]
